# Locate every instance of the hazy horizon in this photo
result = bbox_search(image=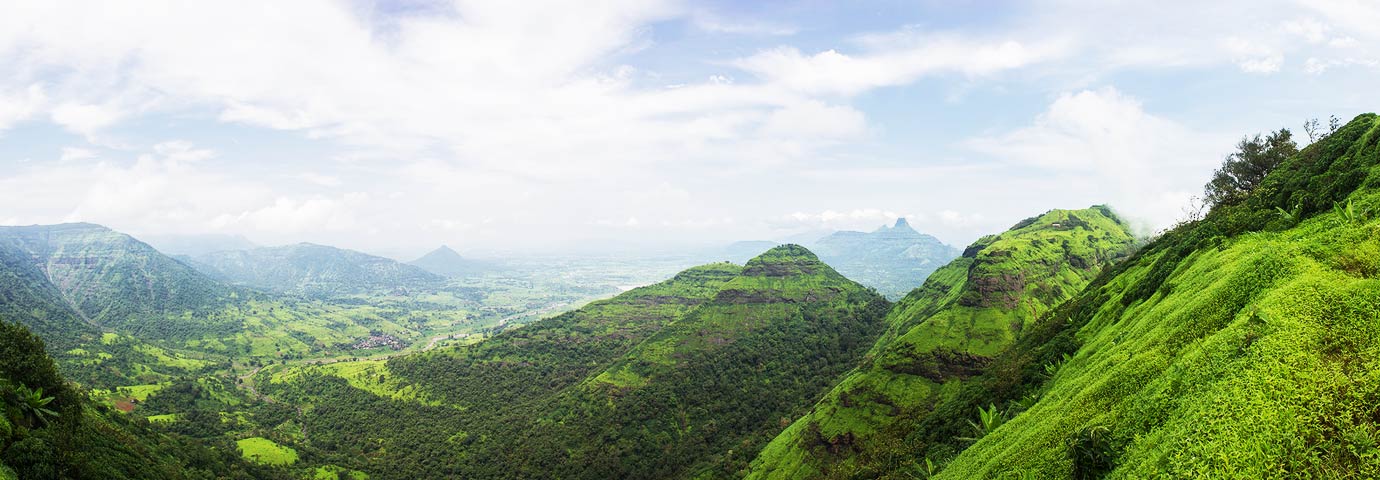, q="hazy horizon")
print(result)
[3,1,1377,255]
